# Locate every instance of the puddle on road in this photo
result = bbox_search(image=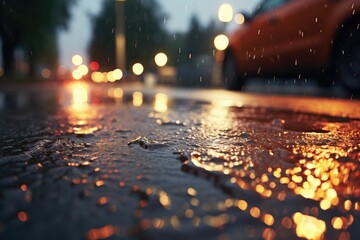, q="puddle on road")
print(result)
[177,103,360,240]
